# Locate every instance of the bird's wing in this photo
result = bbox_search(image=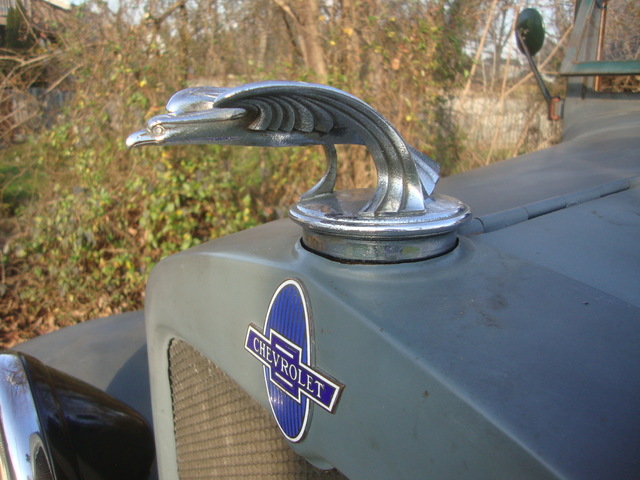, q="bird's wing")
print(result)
[212,81,440,205]
[160,81,440,208]
[408,145,441,194]
[209,81,340,134]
